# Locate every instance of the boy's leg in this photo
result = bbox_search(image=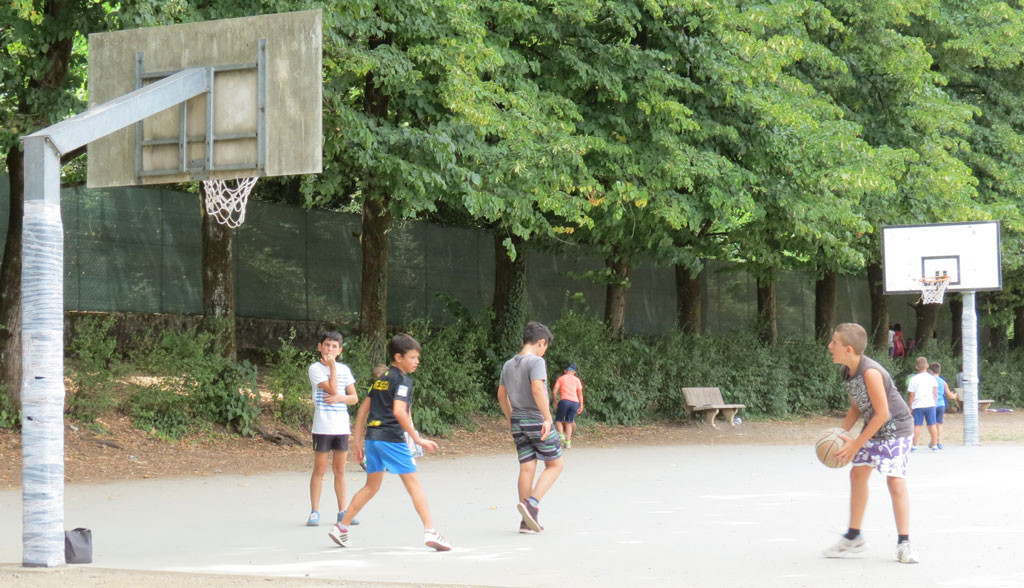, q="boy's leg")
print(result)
[310,450,330,512]
[848,465,872,530]
[518,459,538,502]
[339,472,383,526]
[332,450,348,512]
[531,457,564,501]
[398,472,434,530]
[887,476,910,535]
[912,425,921,447]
